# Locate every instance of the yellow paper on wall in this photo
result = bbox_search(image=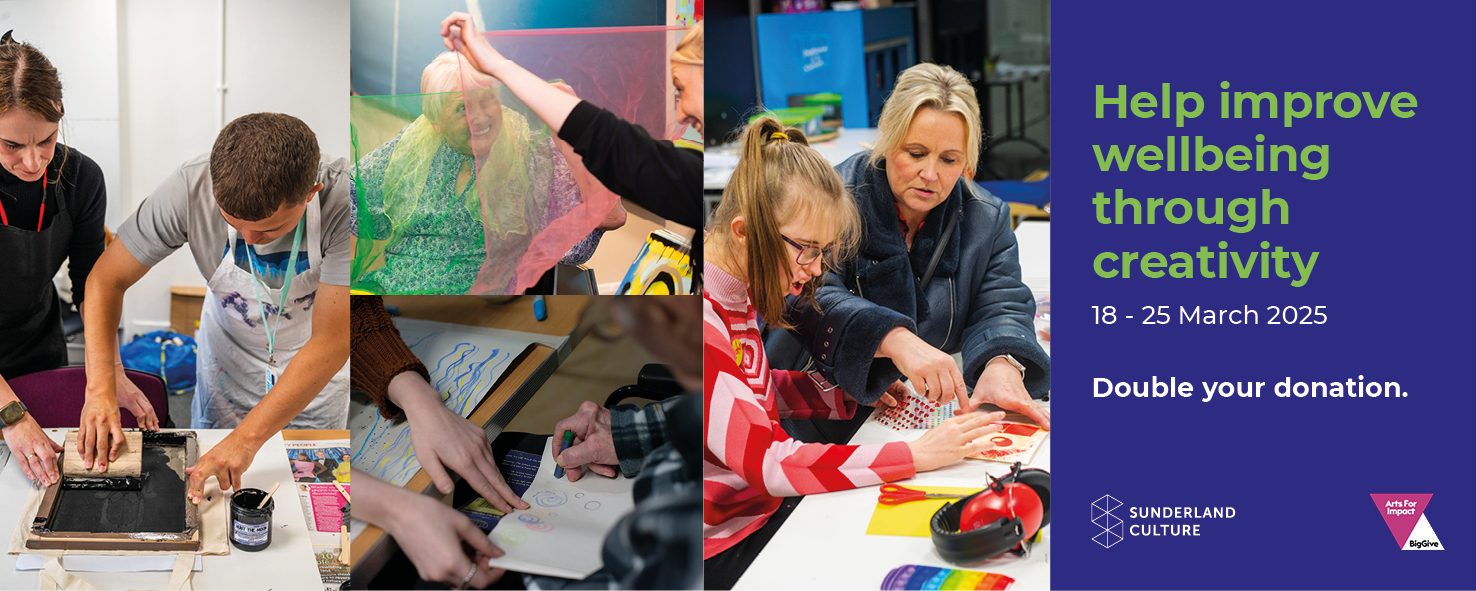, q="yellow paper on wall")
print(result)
[865,485,981,537]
